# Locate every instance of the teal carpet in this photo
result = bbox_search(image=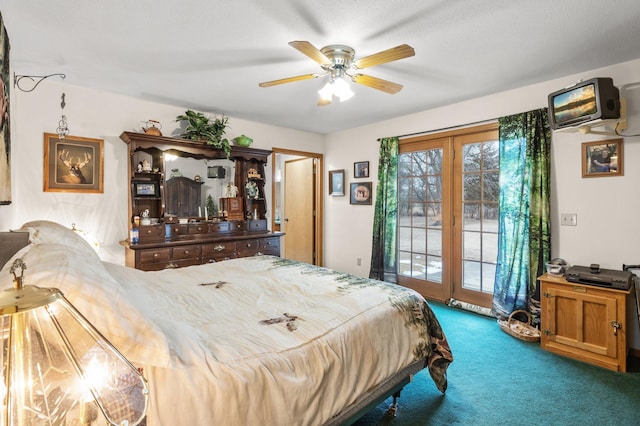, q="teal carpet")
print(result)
[353,302,640,426]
